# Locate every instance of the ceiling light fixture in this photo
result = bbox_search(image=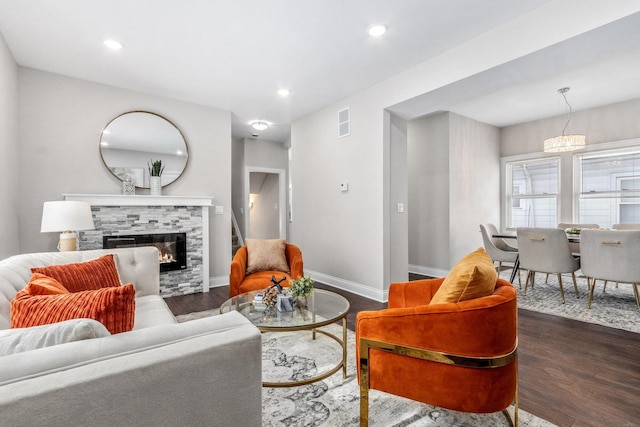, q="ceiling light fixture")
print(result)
[368,24,387,37]
[103,39,123,50]
[251,121,269,131]
[277,89,290,97]
[543,87,586,153]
